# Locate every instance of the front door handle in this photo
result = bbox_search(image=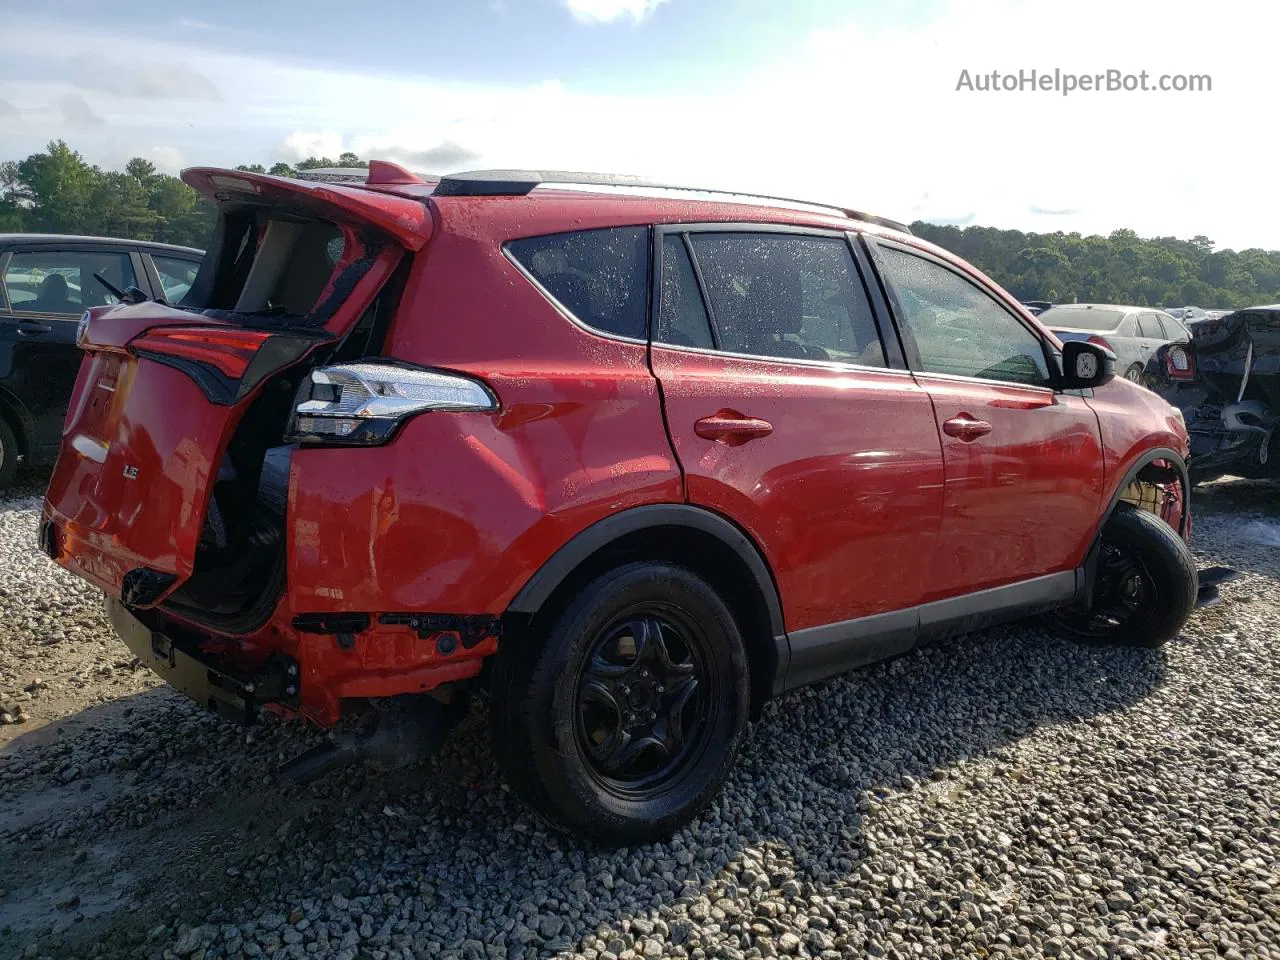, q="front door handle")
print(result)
[694,411,773,446]
[17,321,52,336]
[943,414,993,441]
